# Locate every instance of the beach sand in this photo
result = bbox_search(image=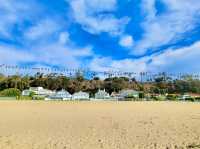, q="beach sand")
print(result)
[0,101,200,149]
